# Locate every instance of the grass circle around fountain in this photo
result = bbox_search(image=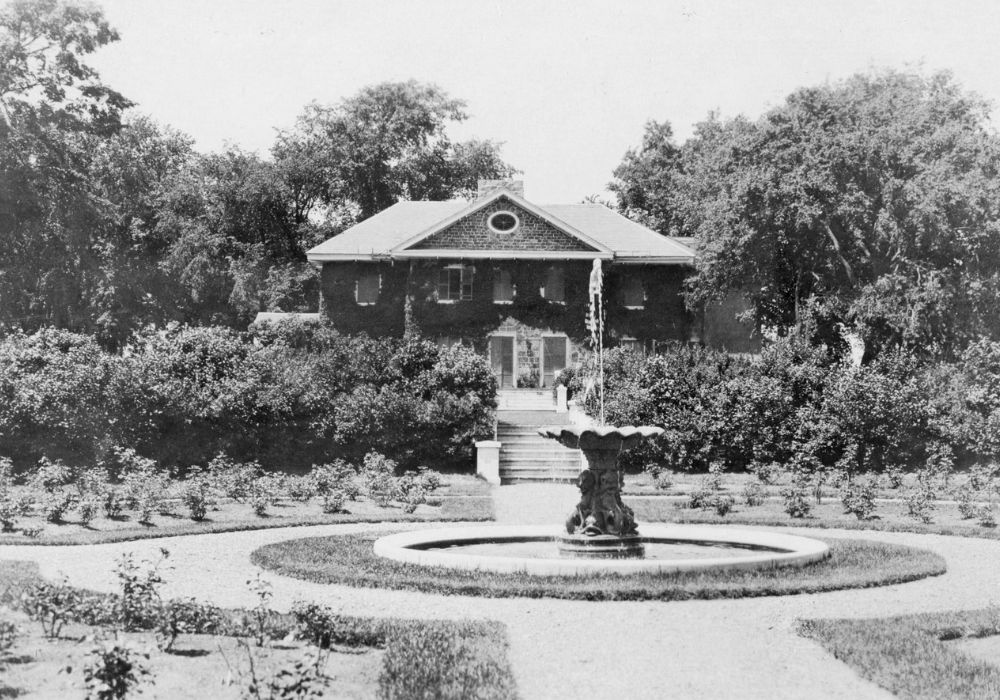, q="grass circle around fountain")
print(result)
[250,529,946,601]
